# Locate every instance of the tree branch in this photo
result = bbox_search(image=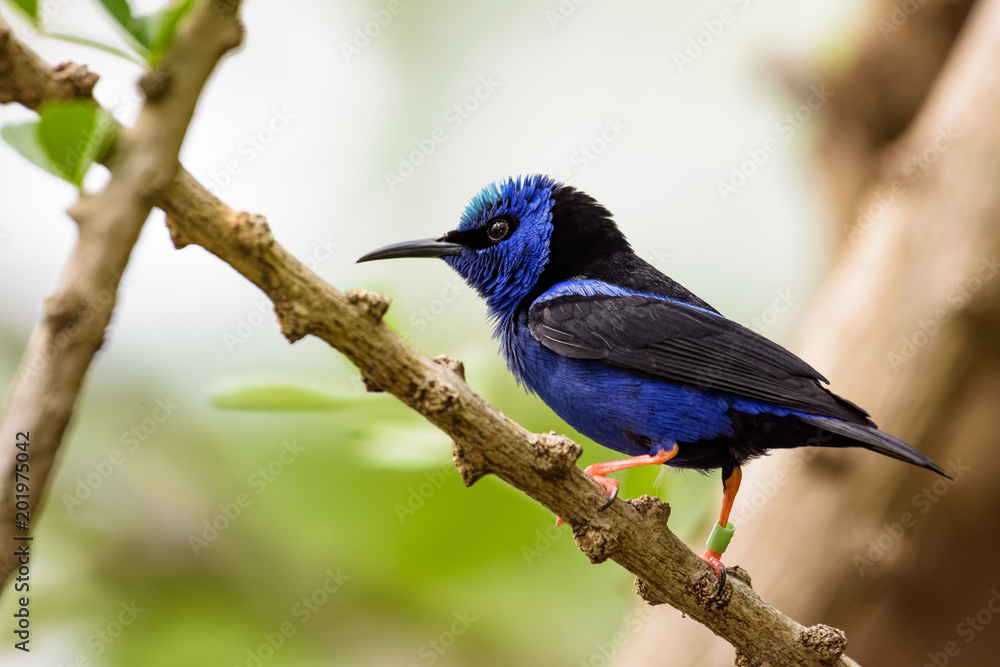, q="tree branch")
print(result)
[0,12,862,666]
[0,1,244,587]
[0,21,99,110]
